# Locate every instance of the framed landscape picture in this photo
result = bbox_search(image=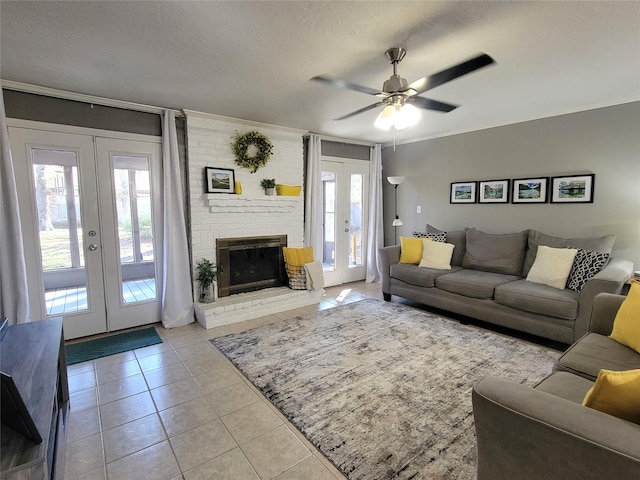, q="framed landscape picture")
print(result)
[450,181,477,204]
[205,167,235,194]
[478,179,509,203]
[512,177,548,204]
[550,174,595,203]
